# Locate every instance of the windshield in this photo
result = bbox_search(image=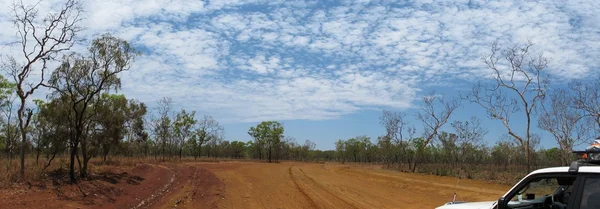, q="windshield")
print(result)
[506,177,575,209]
